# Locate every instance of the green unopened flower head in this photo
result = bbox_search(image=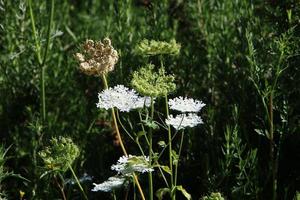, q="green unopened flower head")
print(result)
[135,39,181,56]
[202,192,224,200]
[131,64,176,97]
[39,137,79,172]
